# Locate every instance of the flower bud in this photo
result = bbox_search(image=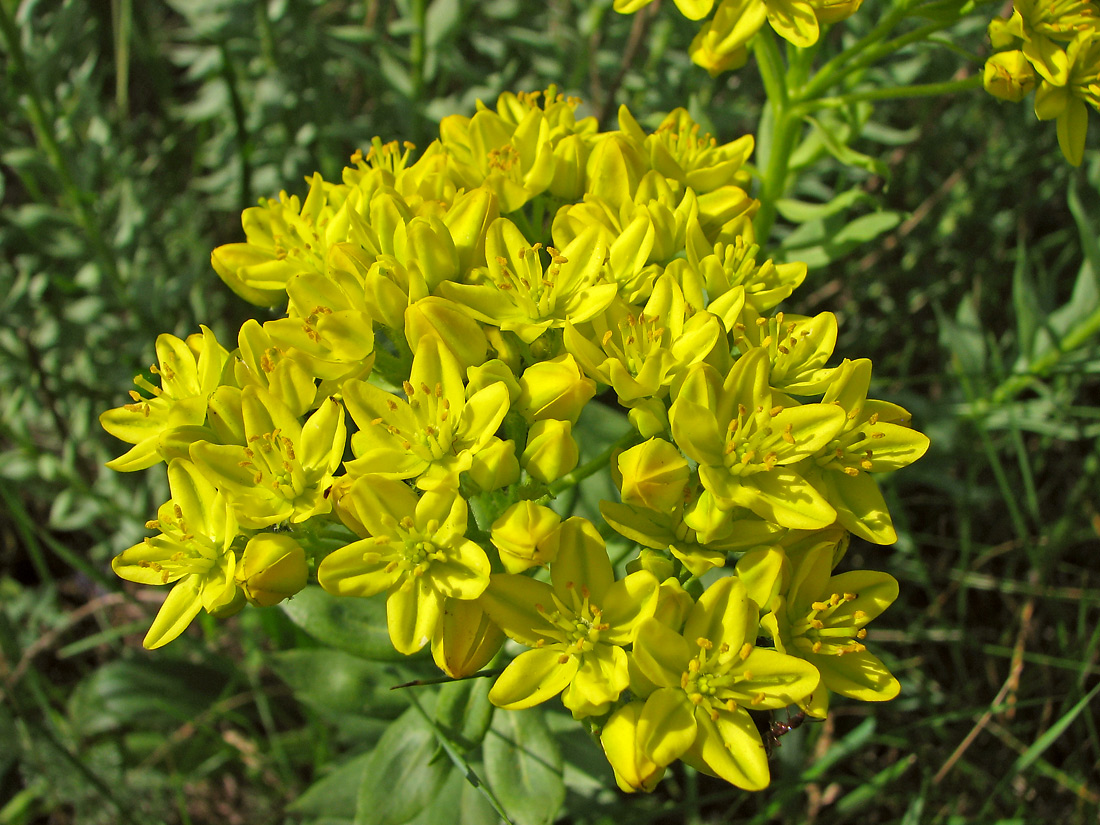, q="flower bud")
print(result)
[625,549,676,582]
[987,18,1018,51]
[627,398,669,439]
[618,438,689,513]
[491,501,562,573]
[467,359,521,404]
[682,488,735,544]
[983,51,1035,103]
[431,597,506,678]
[394,216,460,291]
[405,296,488,372]
[522,419,580,483]
[467,437,521,492]
[237,533,309,607]
[516,354,596,424]
[207,586,247,619]
[654,578,693,631]
[444,186,498,274]
[601,702,667,793]
[811,0,861,24]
